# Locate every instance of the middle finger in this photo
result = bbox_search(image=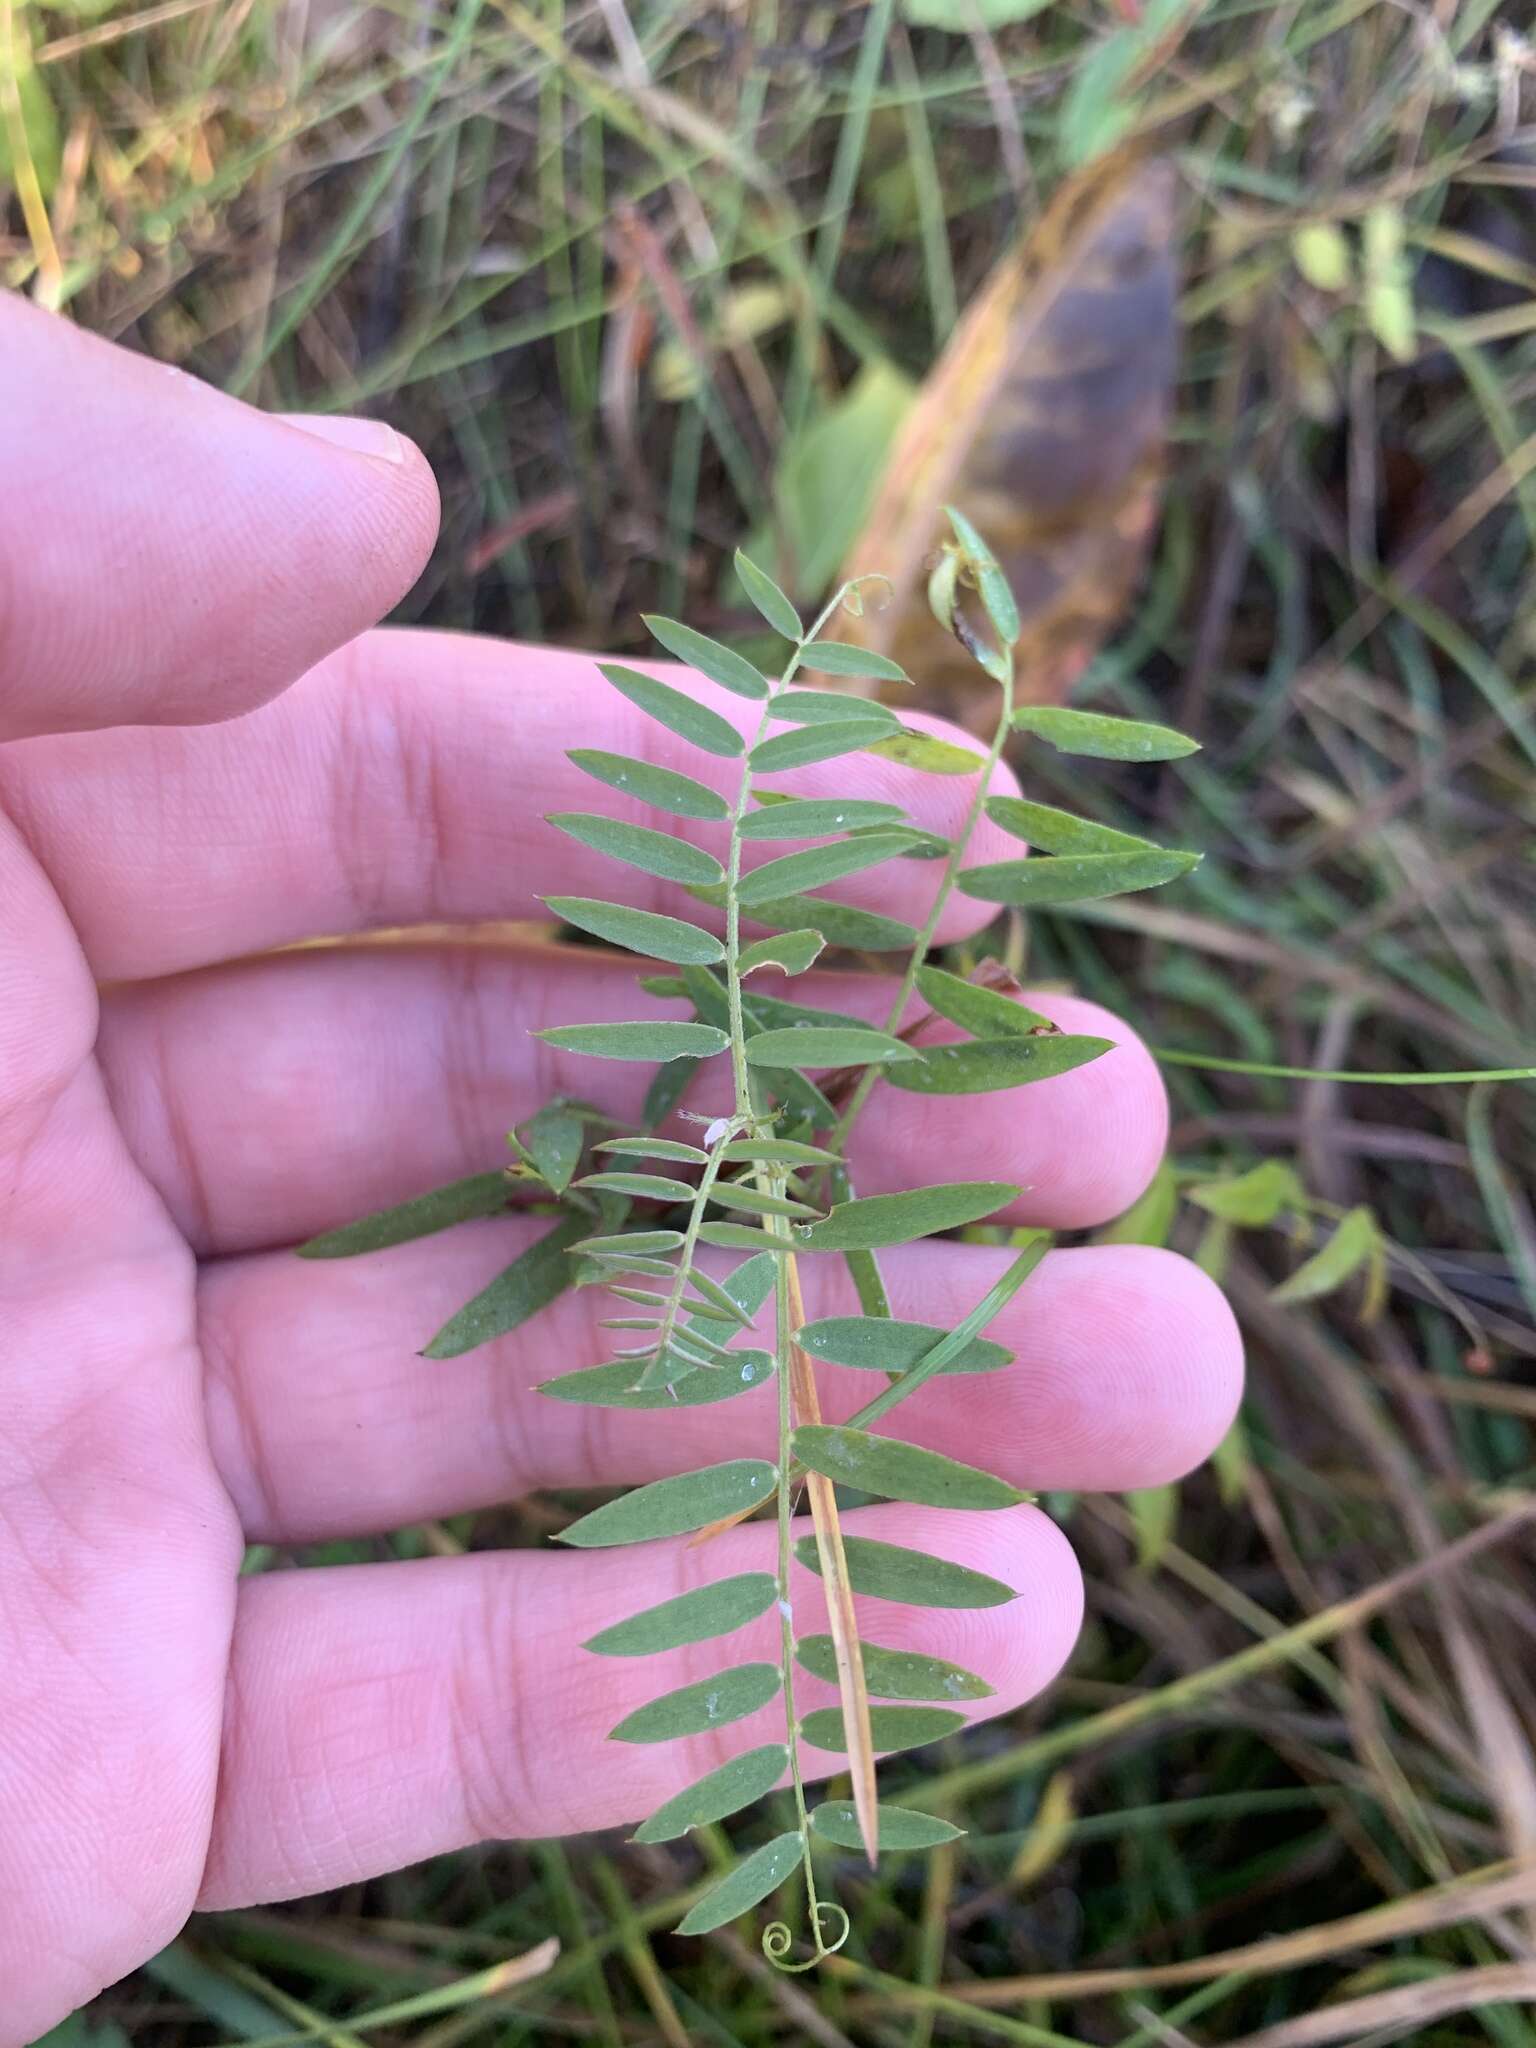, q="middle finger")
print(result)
[199,1225,1242,1543]
[100,940,1170,1256]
